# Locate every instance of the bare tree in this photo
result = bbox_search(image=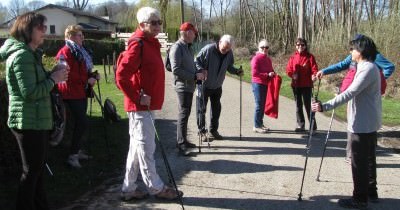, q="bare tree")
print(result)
[26,0,46,11]
[73,0,89,10]
[8,0,26,19]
